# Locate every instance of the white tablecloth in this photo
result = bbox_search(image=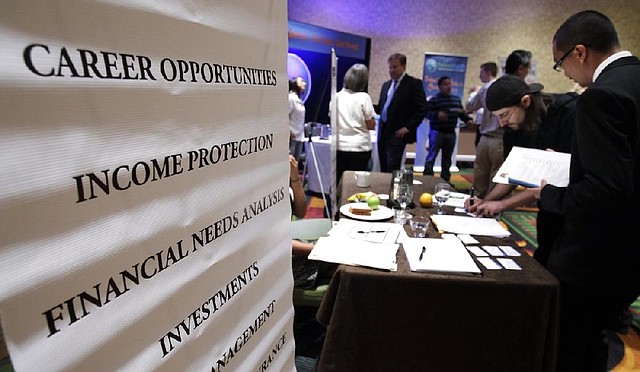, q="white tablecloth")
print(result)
[304,132,379,195]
